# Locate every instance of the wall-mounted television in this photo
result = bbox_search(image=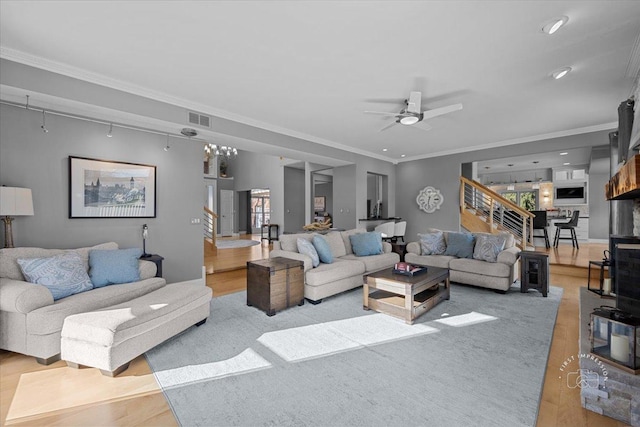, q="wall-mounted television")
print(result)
[555,186,585,199]
[615,243,640,319]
